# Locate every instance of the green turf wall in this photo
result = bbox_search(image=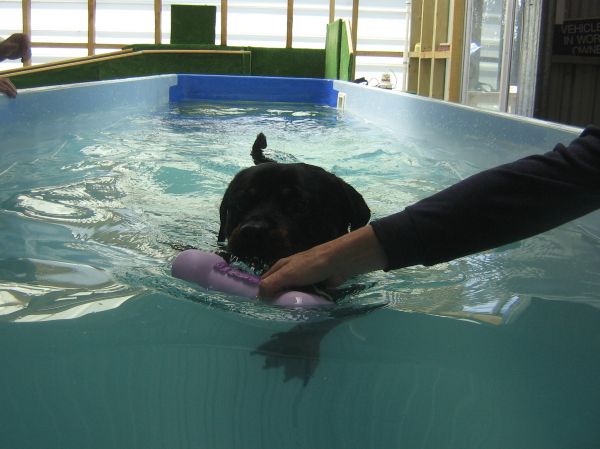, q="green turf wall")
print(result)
[5,14,354,89]
[170,5,216,45]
